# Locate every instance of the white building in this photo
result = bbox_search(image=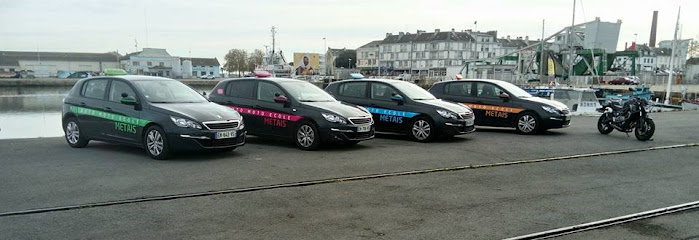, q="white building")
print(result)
[120,48,181,77]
